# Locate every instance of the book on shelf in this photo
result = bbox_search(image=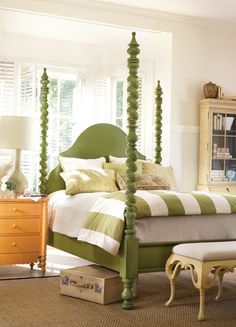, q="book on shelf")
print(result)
[213,114,223,130]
